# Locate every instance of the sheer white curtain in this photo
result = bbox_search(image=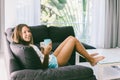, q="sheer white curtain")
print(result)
[89,0,105,48]
[104,0,120,48]
[16,0,40,26]
[5,0,40,30]
[89,0,120,48]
